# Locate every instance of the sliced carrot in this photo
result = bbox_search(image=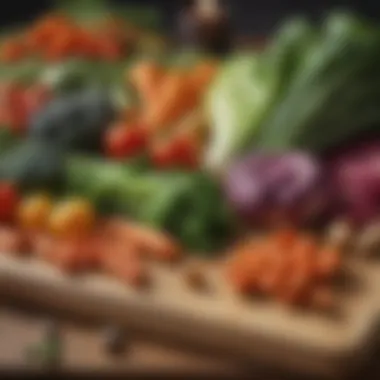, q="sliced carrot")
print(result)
[316,247,342,279]
[101,250,147,287]
[225,254,257,293]
[30,233,56,262]
[276,268,312,306]
[257,251,290,295]
[101,219,181,261]
[0,227,28,255]
[271,227,297,252]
